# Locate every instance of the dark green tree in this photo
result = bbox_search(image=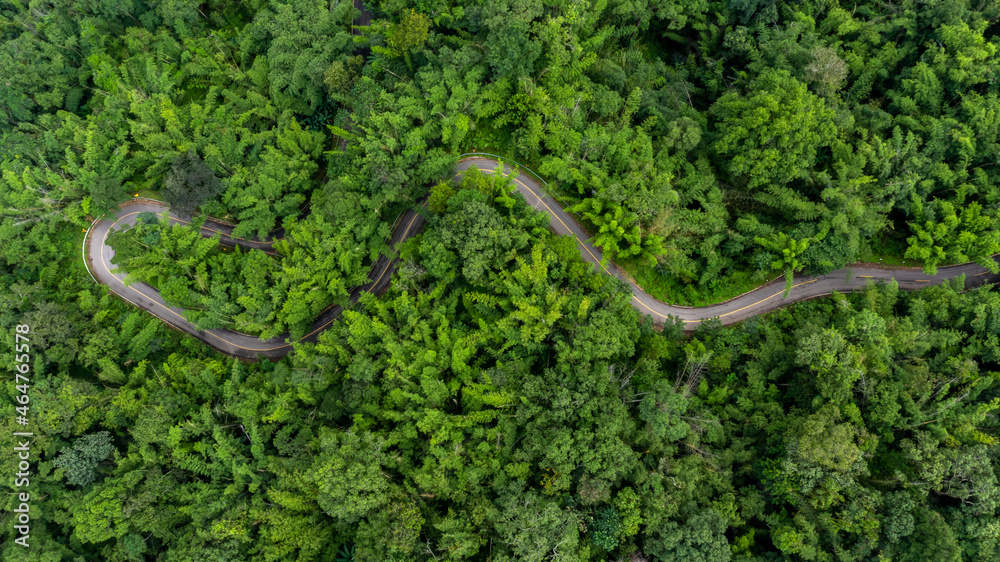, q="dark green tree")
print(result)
[54,431,115,487]
[162,150,223,214]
